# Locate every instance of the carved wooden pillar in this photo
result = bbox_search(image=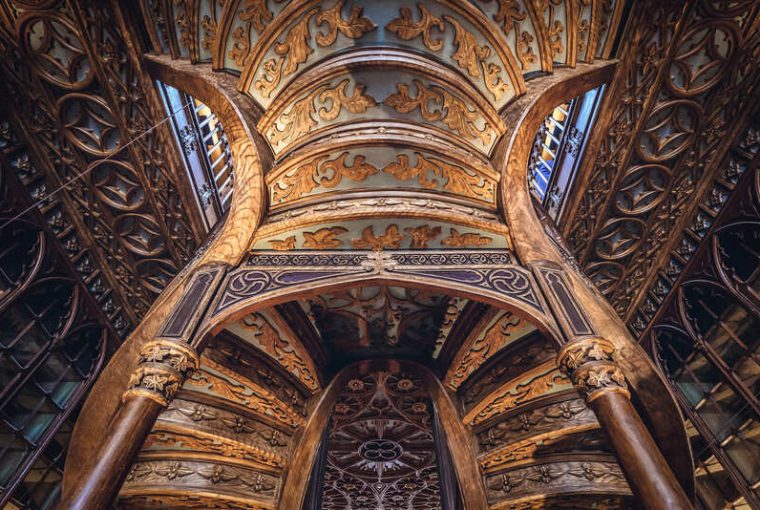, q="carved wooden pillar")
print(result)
[558,337,693,510]
[59,339,199,510]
